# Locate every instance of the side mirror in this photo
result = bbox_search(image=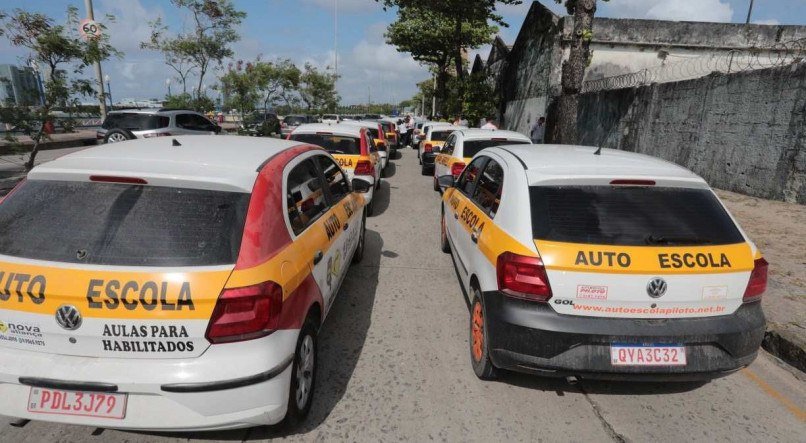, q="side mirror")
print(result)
[437,175,455,189]
[352,178,373,194]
